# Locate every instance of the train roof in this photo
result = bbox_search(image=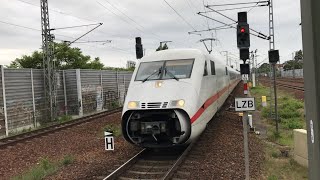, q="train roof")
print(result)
[140,49,204,63]
[139,48,239,74]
